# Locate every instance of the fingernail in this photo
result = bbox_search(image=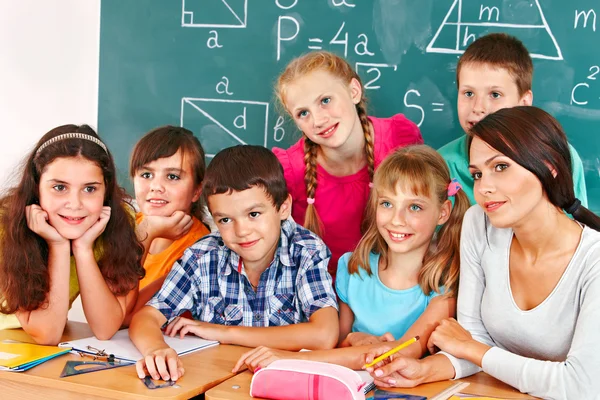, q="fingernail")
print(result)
[375,370,383,377]
[388,379,396,385]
